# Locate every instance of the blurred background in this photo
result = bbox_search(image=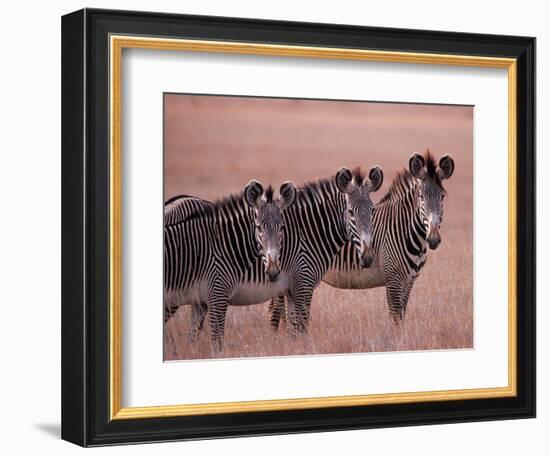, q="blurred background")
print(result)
[164,94,473,360]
